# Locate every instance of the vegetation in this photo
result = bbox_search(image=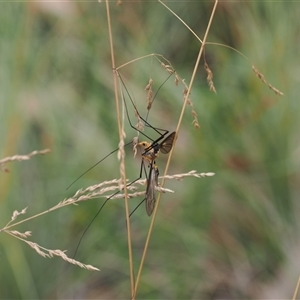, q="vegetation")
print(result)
[0,1,297,299]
